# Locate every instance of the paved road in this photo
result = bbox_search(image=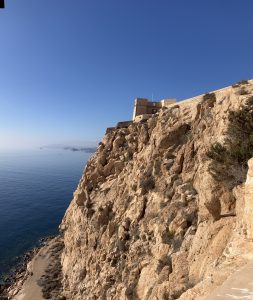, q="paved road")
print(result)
[206,261,253,300]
